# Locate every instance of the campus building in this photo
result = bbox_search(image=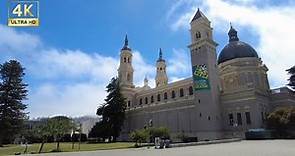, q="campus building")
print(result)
[117,9,295,140]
